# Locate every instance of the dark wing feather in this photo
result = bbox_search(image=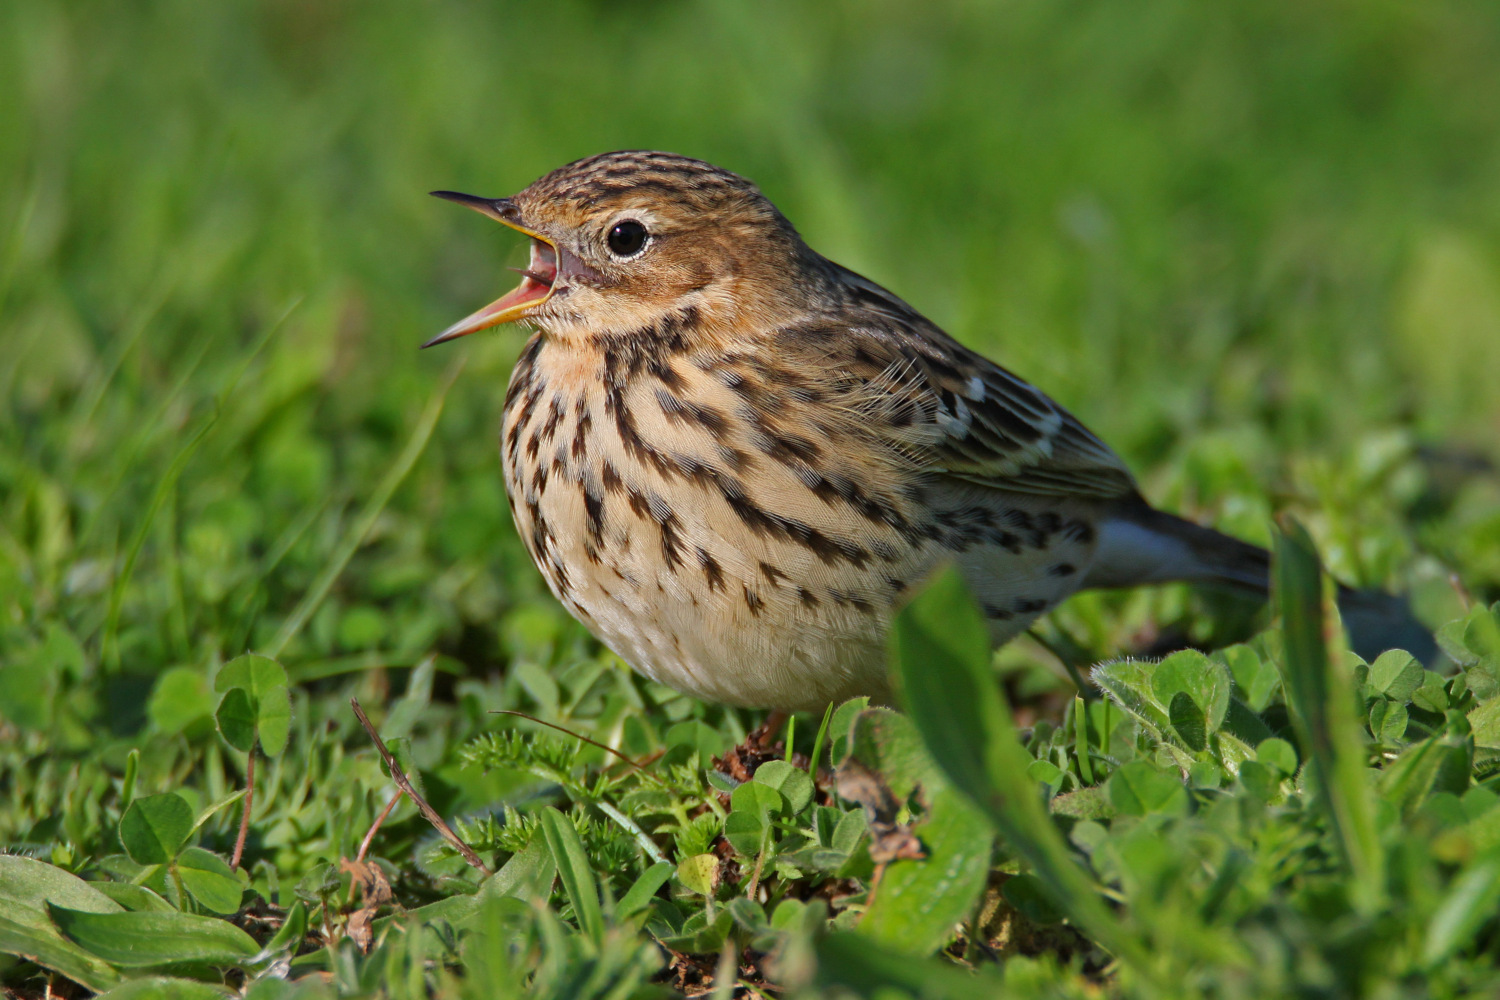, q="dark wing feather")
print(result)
[818,264,1138,501]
